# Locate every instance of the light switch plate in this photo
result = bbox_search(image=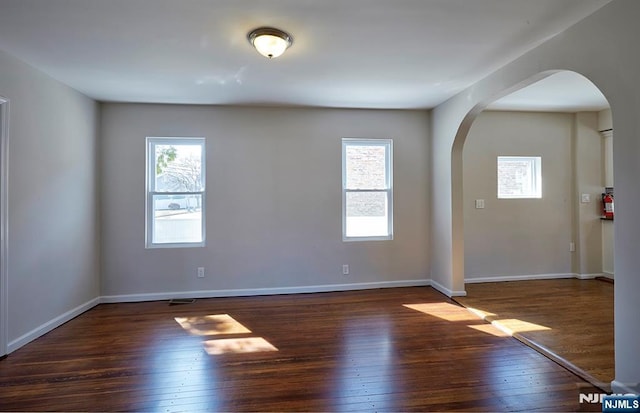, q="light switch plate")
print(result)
[475,199,485,209]
[581,193,591,203]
